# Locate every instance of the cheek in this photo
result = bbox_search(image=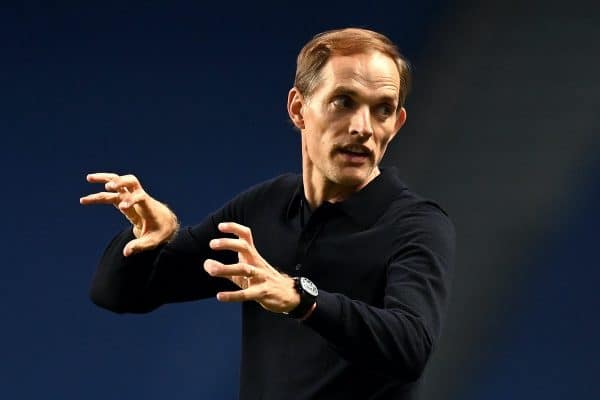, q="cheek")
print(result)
[373,131,395,156]
[303,129,326,162]
[305,116,338,151]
